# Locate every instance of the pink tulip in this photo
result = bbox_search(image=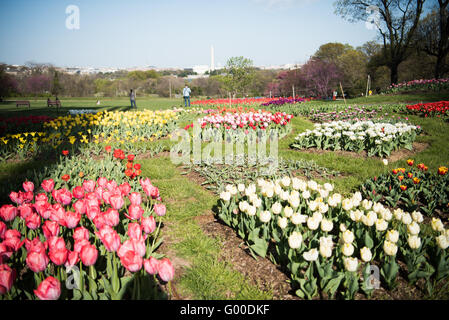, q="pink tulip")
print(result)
[157,258,175,282]
[61,210,81,229]
[0,264,16,295]
[102,208,119,227]
[34,276,61,300]
[128,192,142,206]
[34,201,51,219]
[23,181,34,192]
[49,204,65,223]
[42,220,59,239]
[26,251,49,272]
[97,177,108,188]
[35,193,47,202]
[74,239,90,253]
[82,180,96,193]
[141,216,156,234]
[41,179,55,193]
[52,188,72,206]
[127,223,142,241]
[19,204,33,220]
[73,226,89,242]
[119,182,131,196]
[72,186,85,199]
[9,191,22,205]
[85,205,100,221]
[25,212,41,230]
[144,257,159,275]
[117,239,146,258]
[120,250,143,272]
[96,226,121,252]
[80,244,98,266]
[0,205,18,222]
[109,194,124,210]
[106,180,118,192]
[154,203,166,217]
[49,248,68,266]
[0,221,6,239]
[93,214,106,230]
[125,204,144,221]
[46,236,66,252]
[0,243,13,263]
[73,199,86,215]
[25,238,47,253]
[65,251,79,268]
